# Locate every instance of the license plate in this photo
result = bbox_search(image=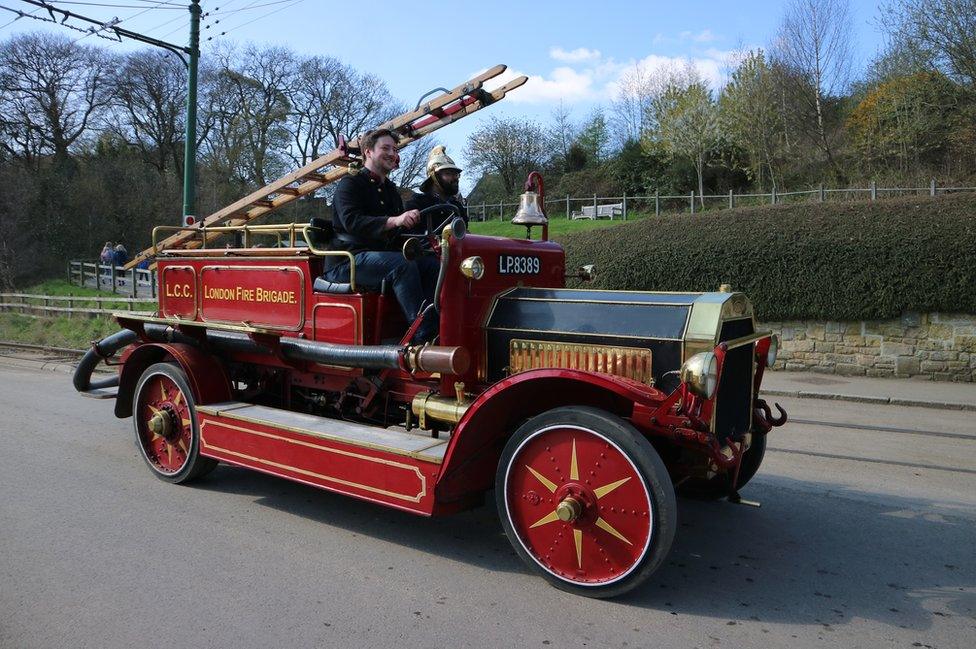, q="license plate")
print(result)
[498,255,541,275]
